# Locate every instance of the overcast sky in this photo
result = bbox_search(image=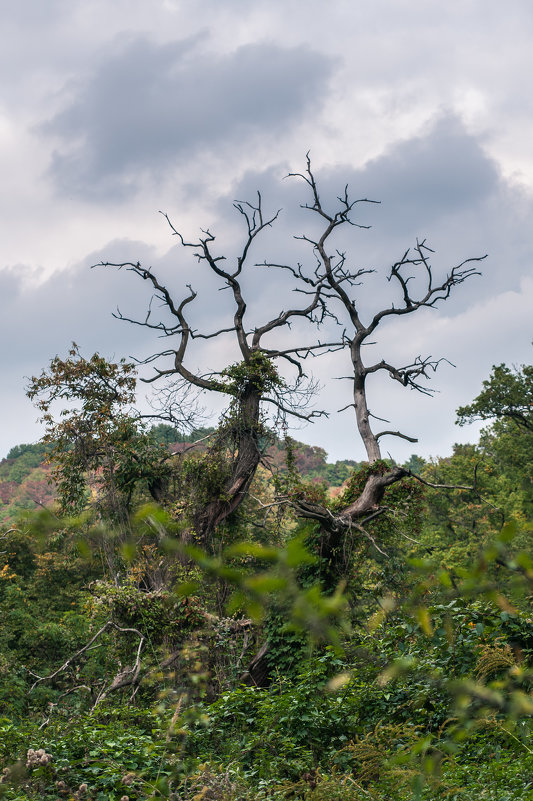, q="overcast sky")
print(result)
[1,0,532,463]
